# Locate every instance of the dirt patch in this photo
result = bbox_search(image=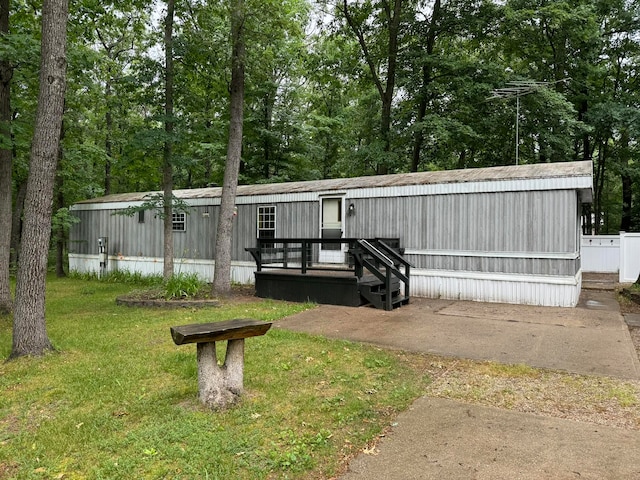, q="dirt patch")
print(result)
[415,291,640,430]
[0,462,19,478]
[620,289,640,314]
[629,328,640,360]
[614,290,640,363]
[419,356,640,430]
[116,284,260,308]
[116,297,221,308]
